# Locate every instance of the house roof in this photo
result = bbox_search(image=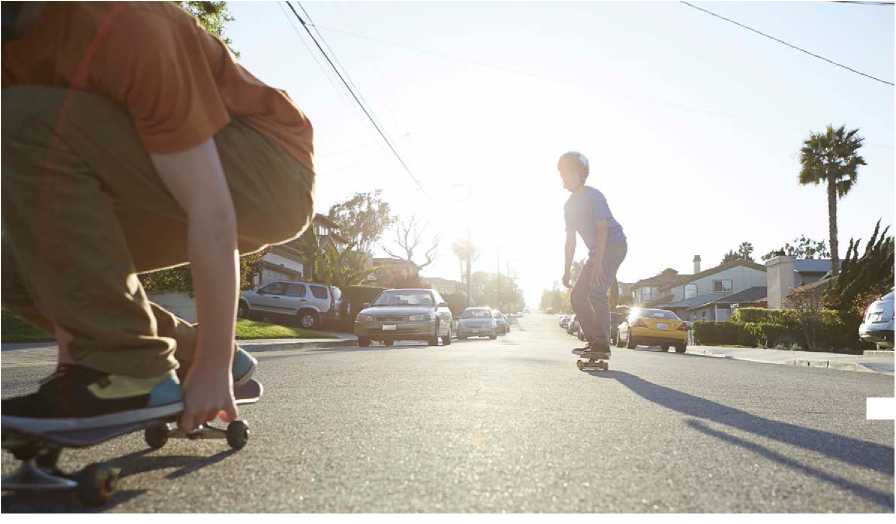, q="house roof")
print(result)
[633,269,683,288]
[654,286,768,311]
[793,259,835,274]
[312,214,340,229]
[673,259,766,287]
[653,294,721,310]
[713,286,767,305]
